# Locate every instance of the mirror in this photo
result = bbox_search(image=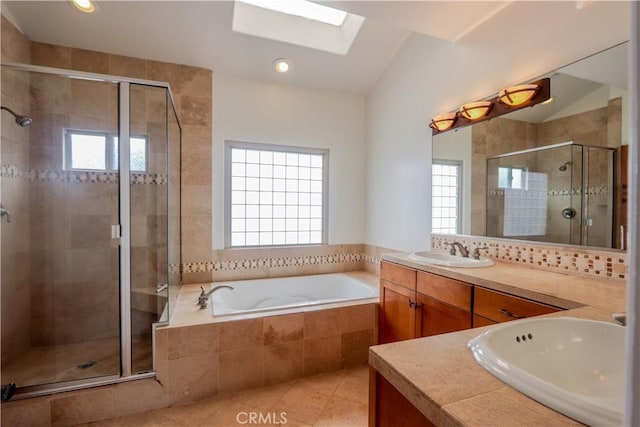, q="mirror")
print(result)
[432,42,628,250]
